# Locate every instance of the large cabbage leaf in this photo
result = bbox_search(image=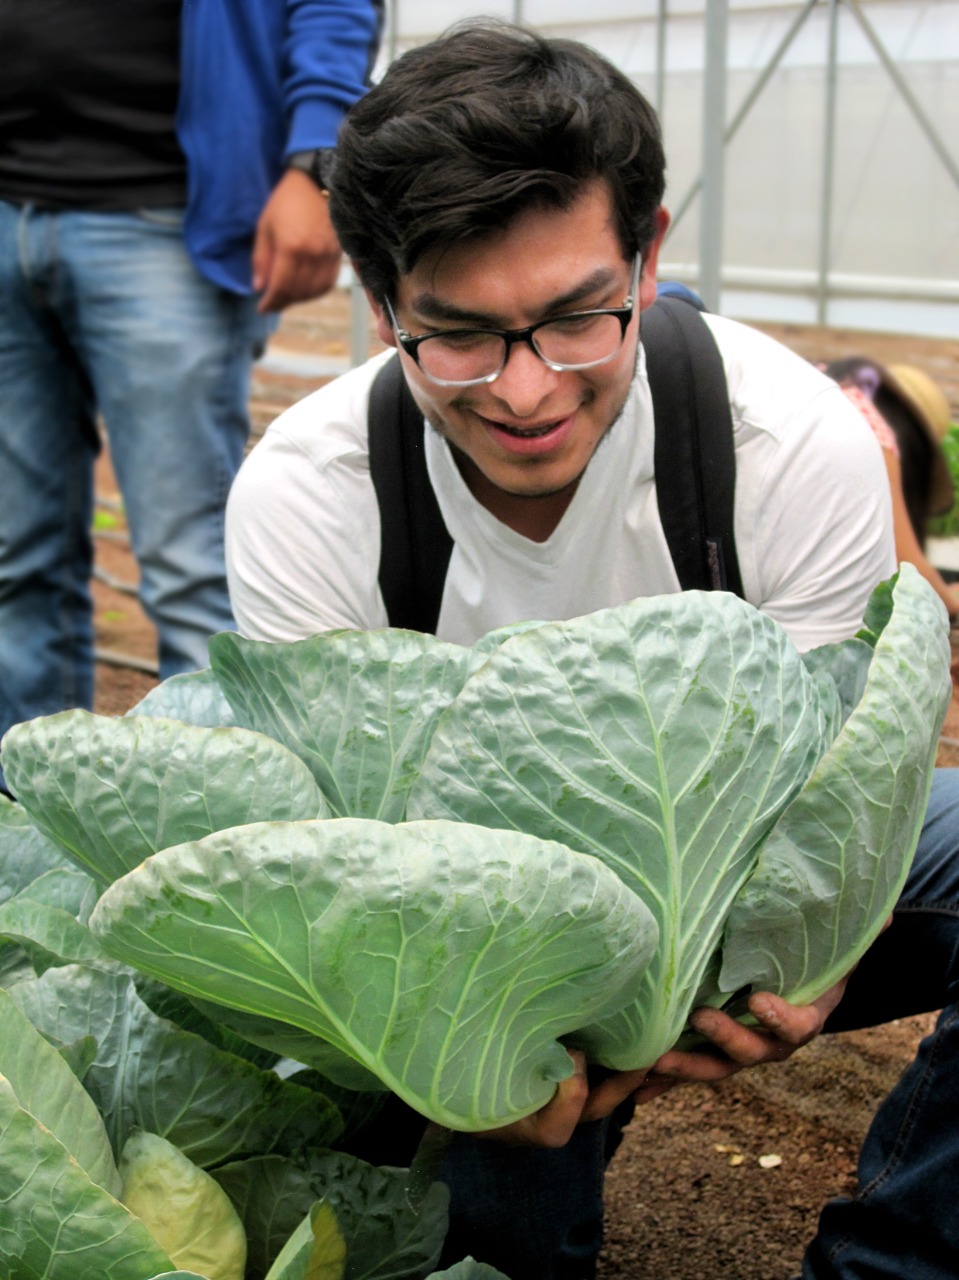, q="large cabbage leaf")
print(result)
[0,792,74,889]
[800,637,872,729]
[211,1152,443,1280]
[211,1150,449,1280]
[408,591,832,1067]
[0,796,89,984]
[119,1130,246,1280]
[89,818,658,1130]
[1,711,330,884]
[9,965,343,1165]
[0,866,104,973]
[180,999,388,1092]
[0,1075,175,1280]
[209,628,476,821]
[718,564,951,1003]
[127,667,237,728]
[0,987,121,1197]
[257,1152,449,1280]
